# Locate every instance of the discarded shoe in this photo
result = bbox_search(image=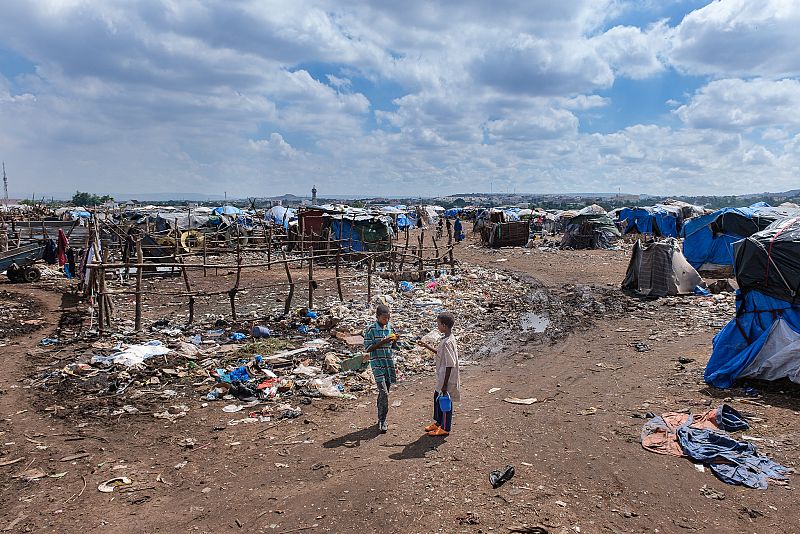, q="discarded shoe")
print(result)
[489,464,515,488]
